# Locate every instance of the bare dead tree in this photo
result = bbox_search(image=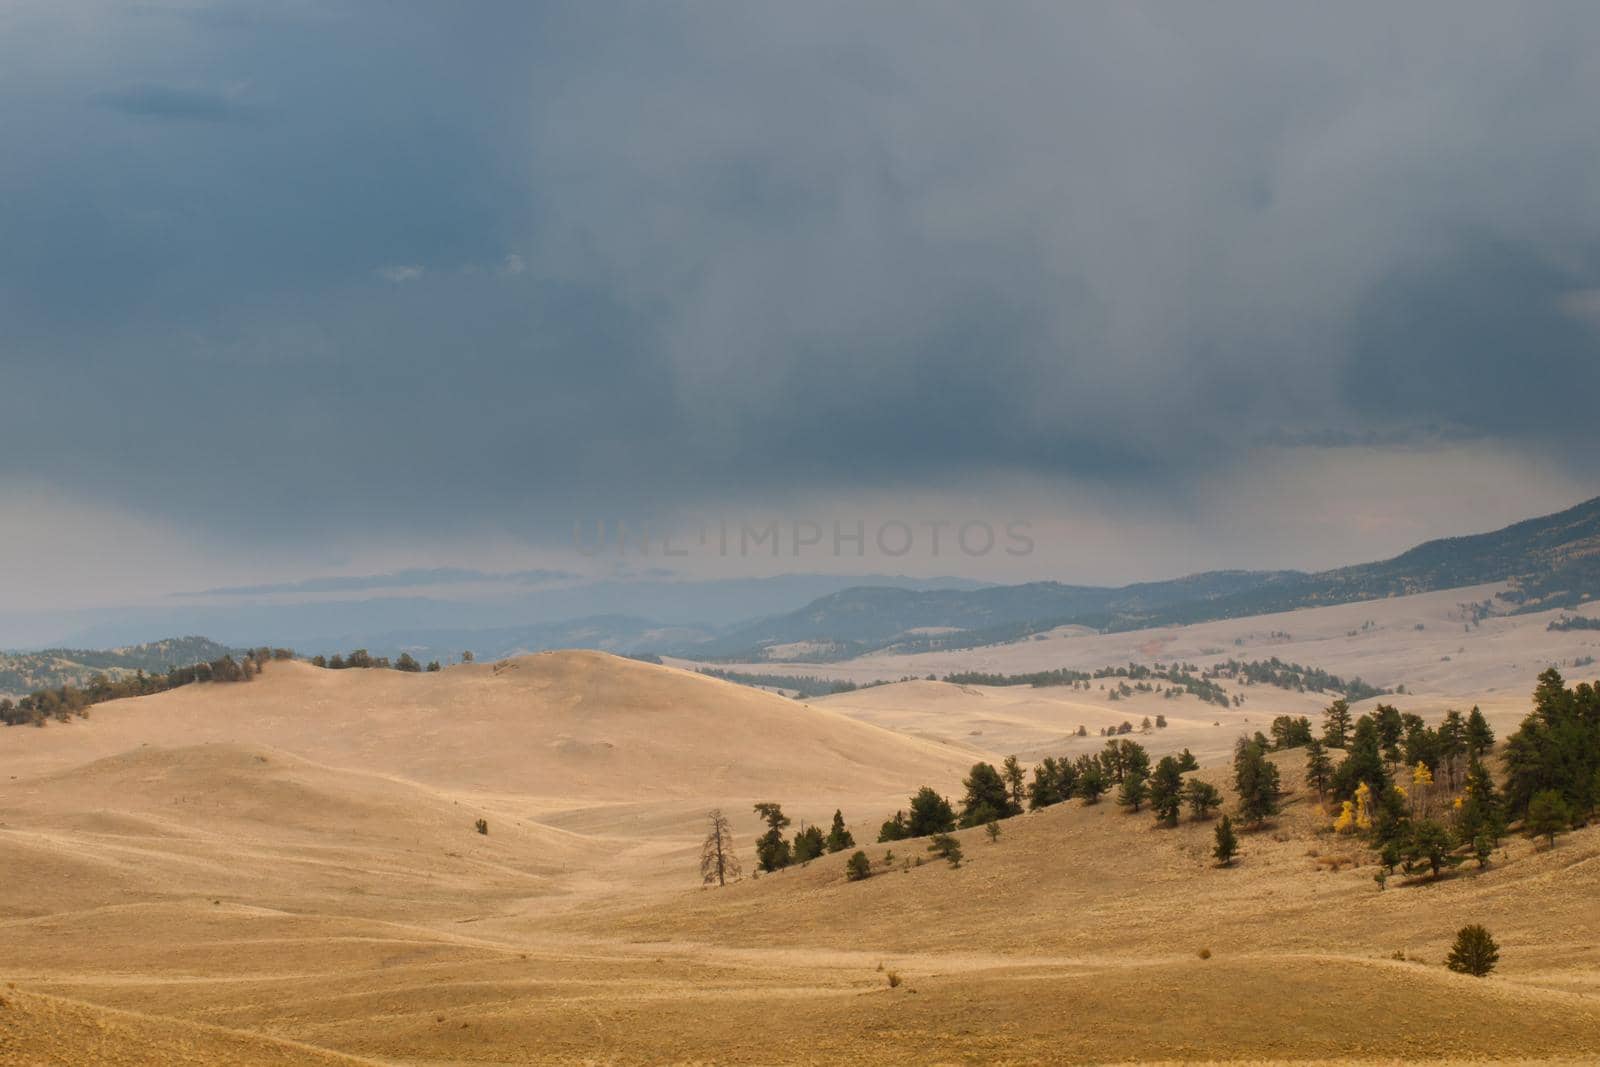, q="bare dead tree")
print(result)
[700,808,741,887]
